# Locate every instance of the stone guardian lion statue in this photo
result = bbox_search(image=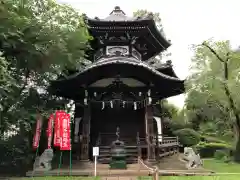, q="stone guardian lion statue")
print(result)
[183,147,203,169]
[33,148,54,171]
